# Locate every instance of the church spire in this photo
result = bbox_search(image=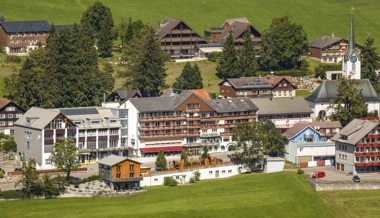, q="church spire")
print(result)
[346,16,356,59]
